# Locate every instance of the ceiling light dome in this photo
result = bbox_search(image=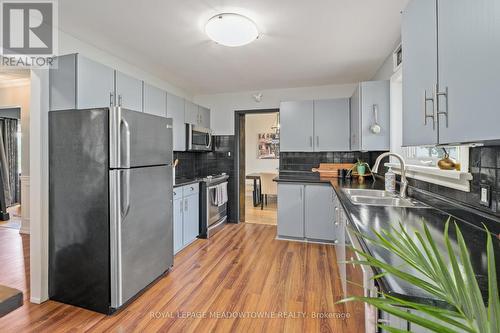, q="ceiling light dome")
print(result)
[205,13,259,47]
